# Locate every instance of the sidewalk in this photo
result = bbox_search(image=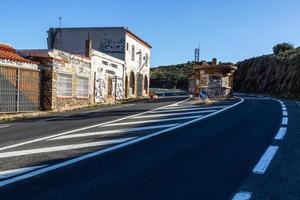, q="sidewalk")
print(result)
[0,98,149,122]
